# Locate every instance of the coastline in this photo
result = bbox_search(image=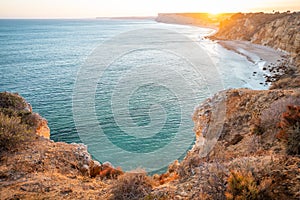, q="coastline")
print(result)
[156,17,295,87]
[1,14,300,199]
[216,40,290,85]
